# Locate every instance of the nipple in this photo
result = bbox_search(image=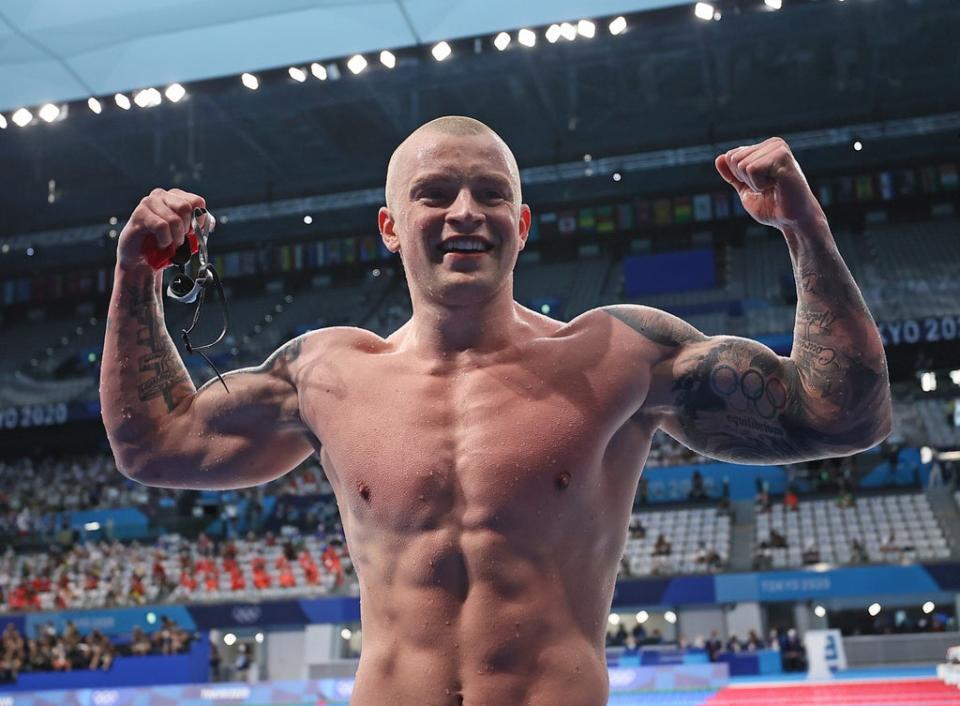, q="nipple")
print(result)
[555,471,571,491]
[357,481,371,502]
